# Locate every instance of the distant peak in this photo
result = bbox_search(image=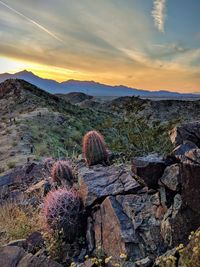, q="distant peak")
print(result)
[16,70,34,75]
